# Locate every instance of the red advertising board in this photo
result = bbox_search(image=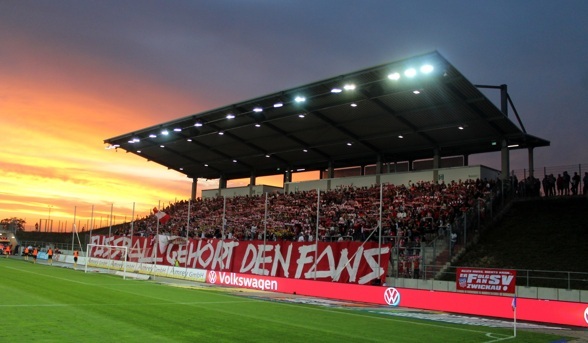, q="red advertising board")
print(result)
[456,267,516,294]
[206,270,588,328]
